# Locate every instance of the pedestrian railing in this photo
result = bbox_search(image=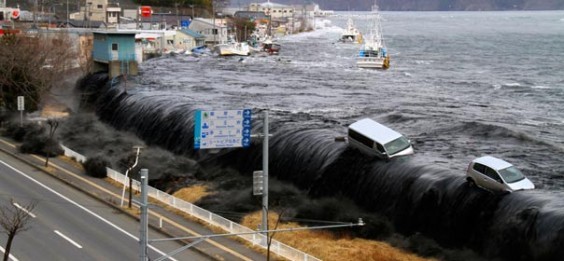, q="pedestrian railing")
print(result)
[61,144,321,261]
